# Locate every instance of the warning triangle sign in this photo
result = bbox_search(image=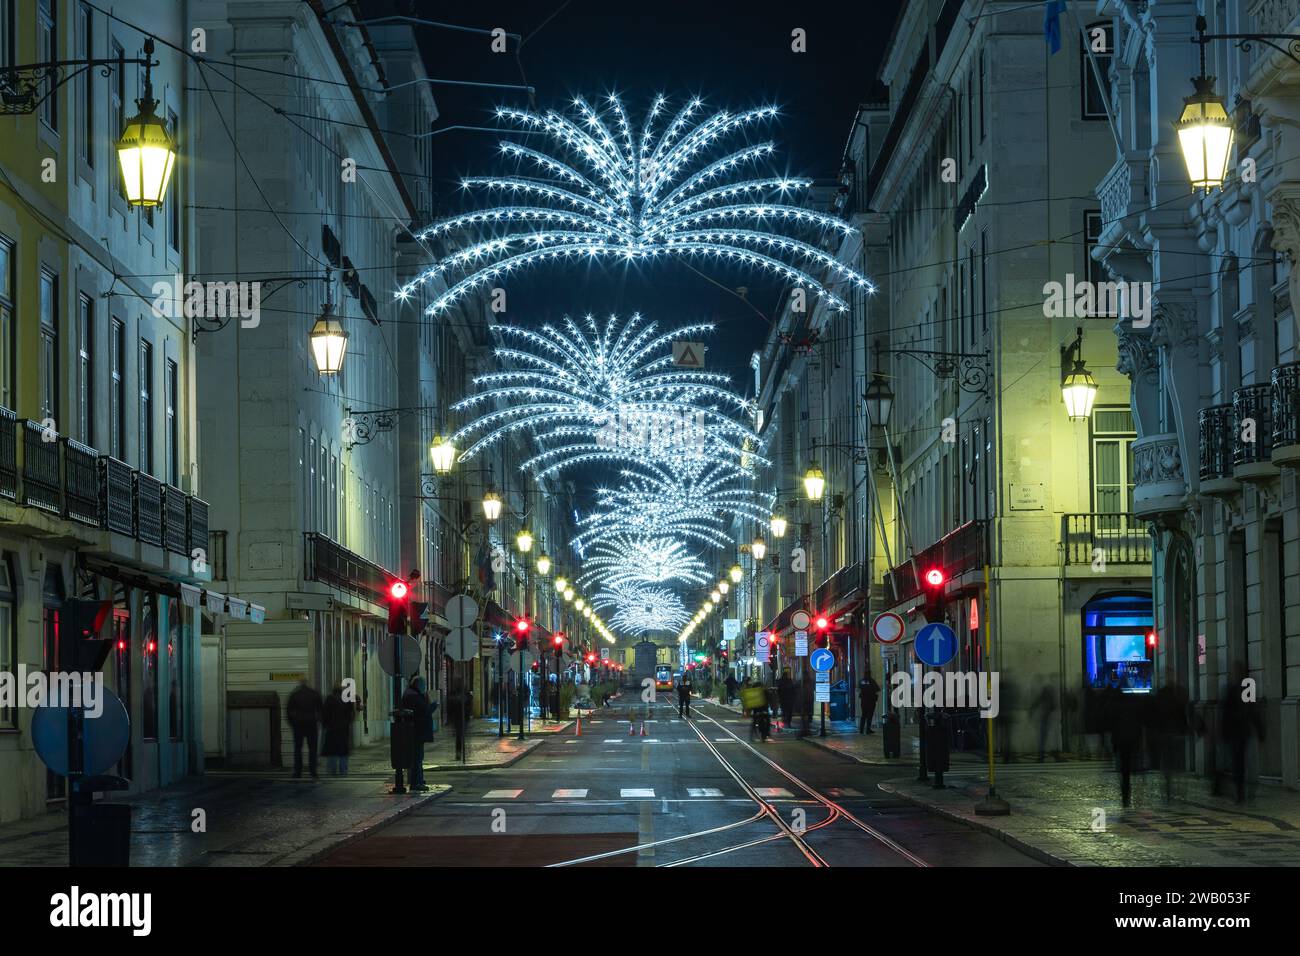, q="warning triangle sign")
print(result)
[672,341,704,368]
